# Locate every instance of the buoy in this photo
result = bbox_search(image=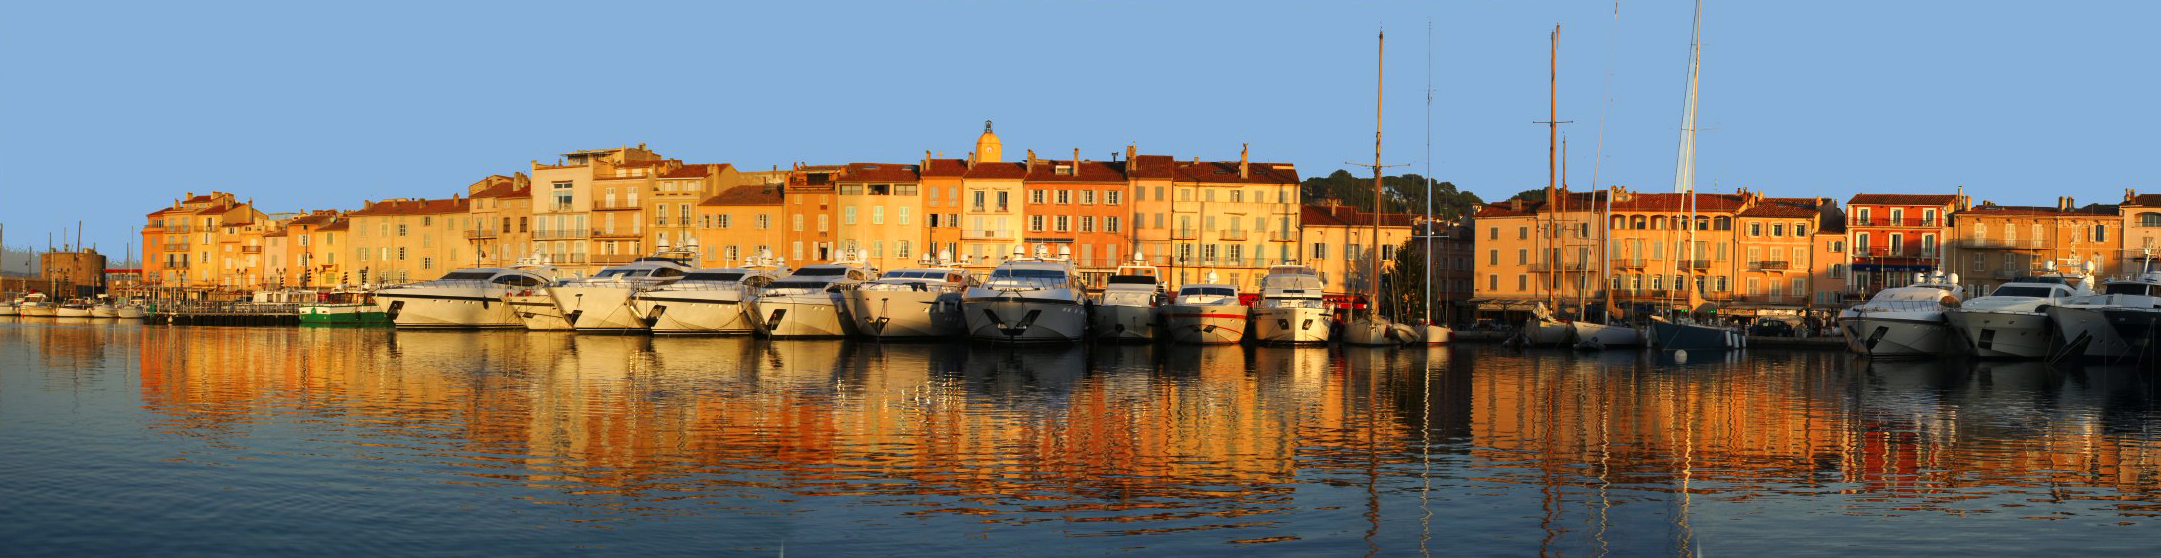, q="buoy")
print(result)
[1674,349,1689,364]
